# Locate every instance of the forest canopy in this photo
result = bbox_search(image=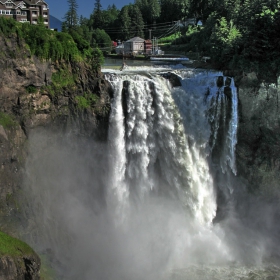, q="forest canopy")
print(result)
[1,0,280,78]
[70,0,279,78]
[0,16,104,69]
